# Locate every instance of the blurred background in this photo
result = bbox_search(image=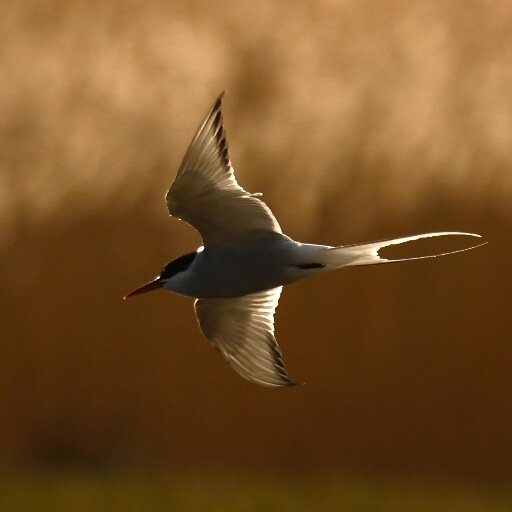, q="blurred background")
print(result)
[1,0,511,509]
